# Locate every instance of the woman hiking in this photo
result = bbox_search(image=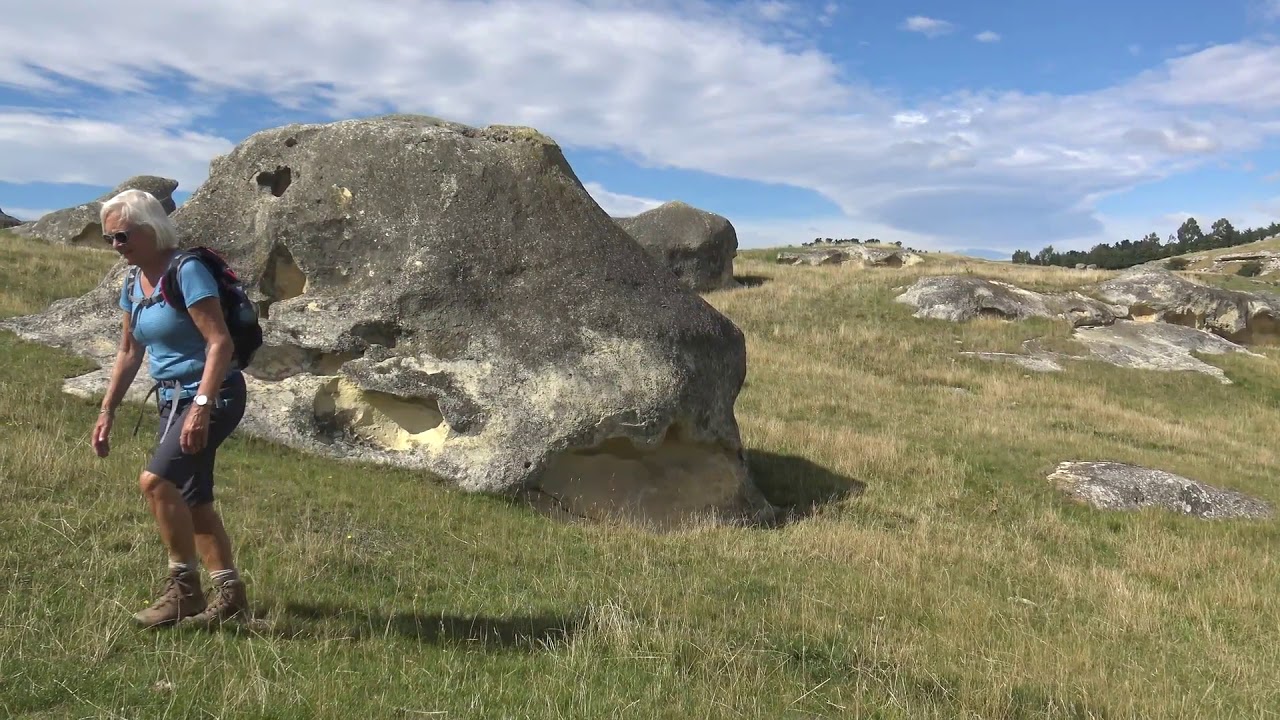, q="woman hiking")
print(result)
[91,188,249,628]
